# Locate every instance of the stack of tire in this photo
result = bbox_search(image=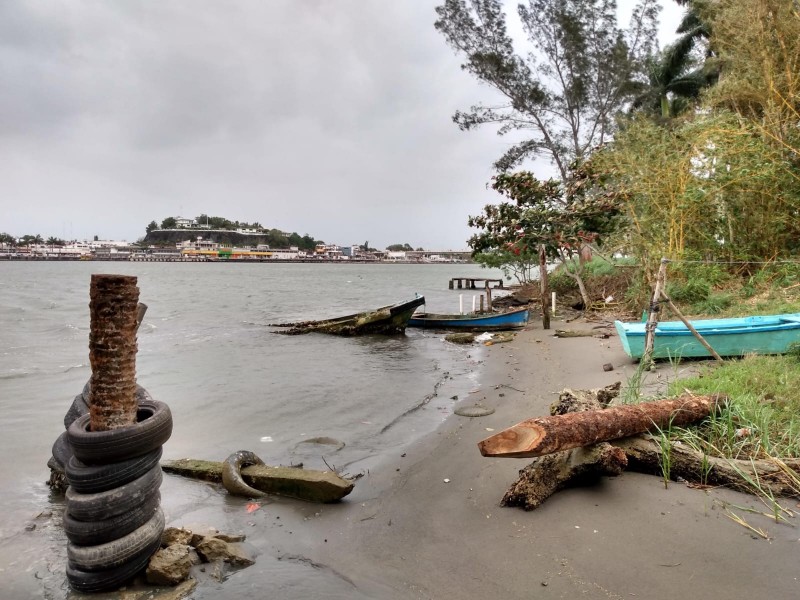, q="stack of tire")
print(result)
[61,385,173,593]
